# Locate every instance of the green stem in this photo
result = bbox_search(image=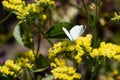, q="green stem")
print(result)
[34,22,42,67]
[92,0,99,48]
[82,0,99,48]
[32,48,38,67]
[49,10,52,28]
[0,12,12,24]
[81,0,89,15]
[92,25,98,48]
[35,32,41,68]
[81,0,92,26]
[34,23,53,46]
[36,34,41,57]
[90,71,96,80]
[26,20,41,67]
[94,2,98,25]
